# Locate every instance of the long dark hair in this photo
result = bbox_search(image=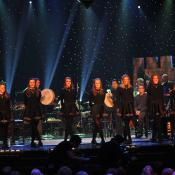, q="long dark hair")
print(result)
[149,73,161,85]
[0,81,9,98]
[92,78,104,96]
[63,77,74,89]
